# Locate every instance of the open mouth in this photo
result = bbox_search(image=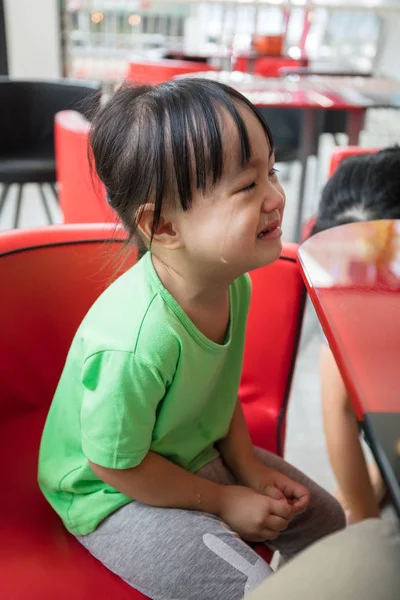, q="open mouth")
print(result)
[257,220,281,239]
